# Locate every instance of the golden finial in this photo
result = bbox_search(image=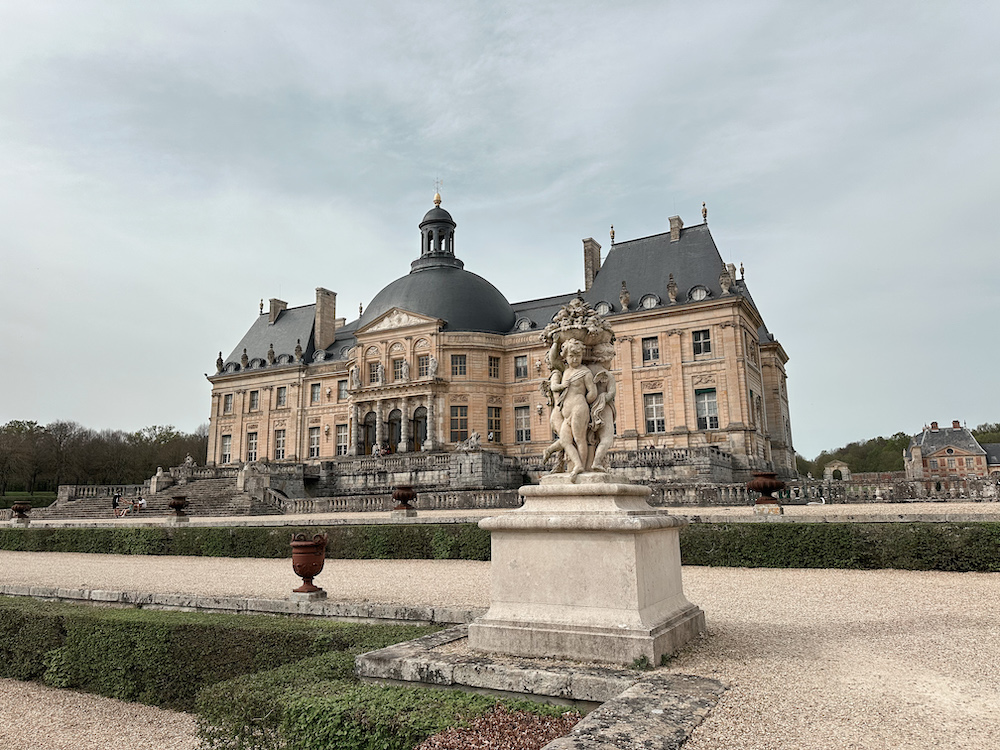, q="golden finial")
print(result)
[259,299,264,314]
[433,191,441,206]
[702,202,708,222]
[610,225,615,243]
[433,178,443,206]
